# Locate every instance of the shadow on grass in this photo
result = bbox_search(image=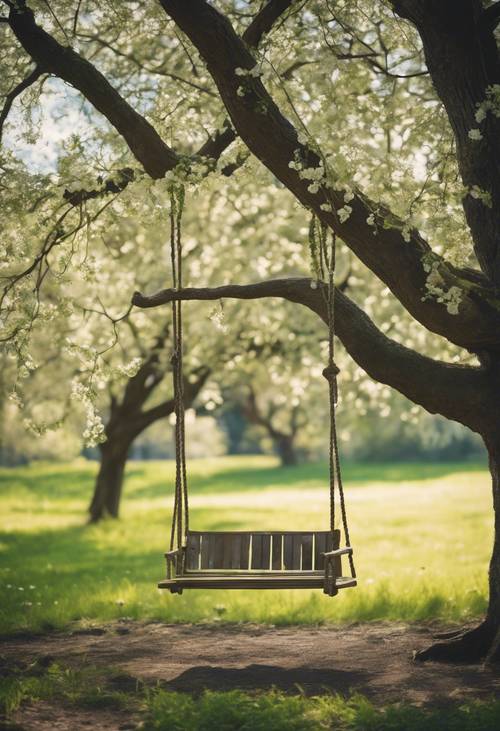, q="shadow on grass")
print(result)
[165,664,370,696]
